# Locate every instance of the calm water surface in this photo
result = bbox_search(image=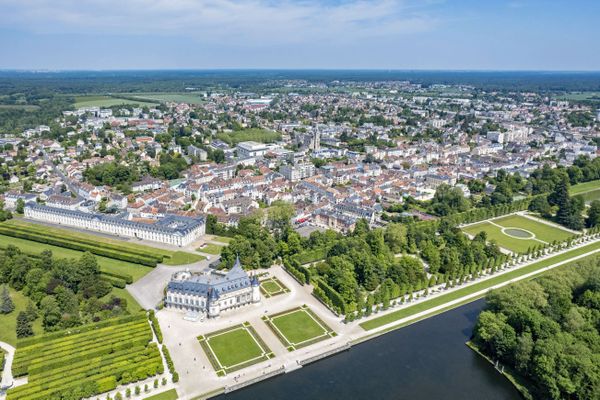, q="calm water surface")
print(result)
[217,299,520,400]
